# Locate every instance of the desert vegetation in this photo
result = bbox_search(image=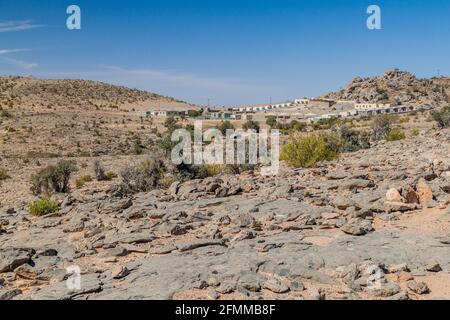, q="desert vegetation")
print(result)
[31,160,78,195]
[432,105,450,128]
[27,197,60,216]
